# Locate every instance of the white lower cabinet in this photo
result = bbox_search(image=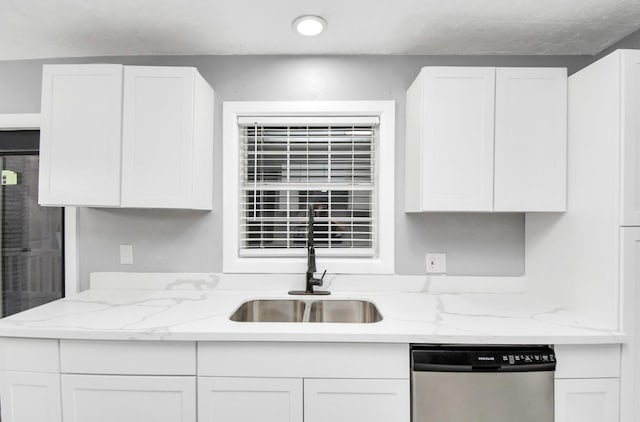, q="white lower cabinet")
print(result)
[553,344,621,422]
[555,378,620,422]
[198,376,408,422]
[304,378,409,422]
[0,371,61,422]
[196,342,410,422]
[61,374,196,422]
[198,377,303,422]
[1,339,628,422]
